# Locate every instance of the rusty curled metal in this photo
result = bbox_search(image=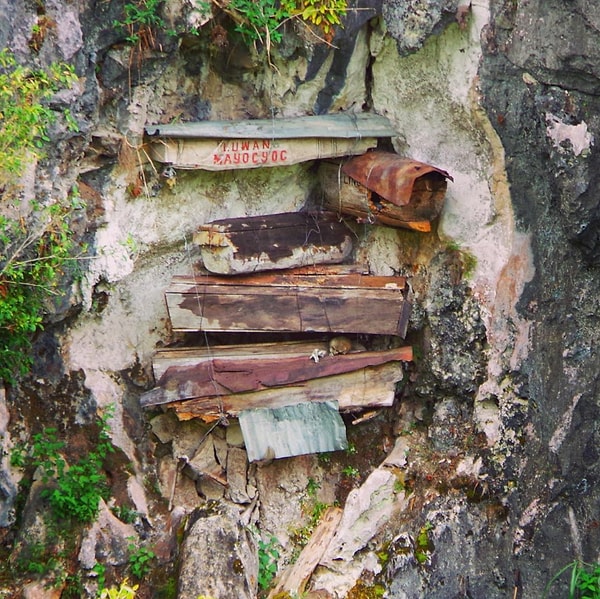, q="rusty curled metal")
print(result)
[341,151,453,208]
